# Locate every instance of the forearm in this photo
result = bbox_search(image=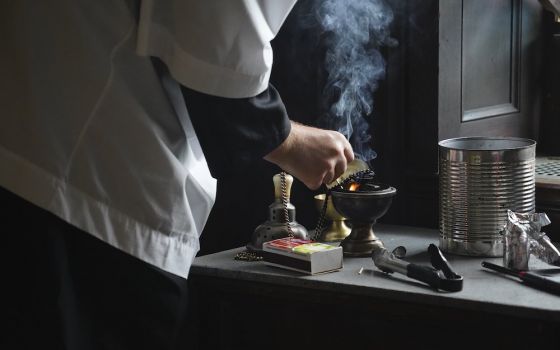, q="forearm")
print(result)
[265,122,354,190]
[181,84,291,178]
[181,82,354,188]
